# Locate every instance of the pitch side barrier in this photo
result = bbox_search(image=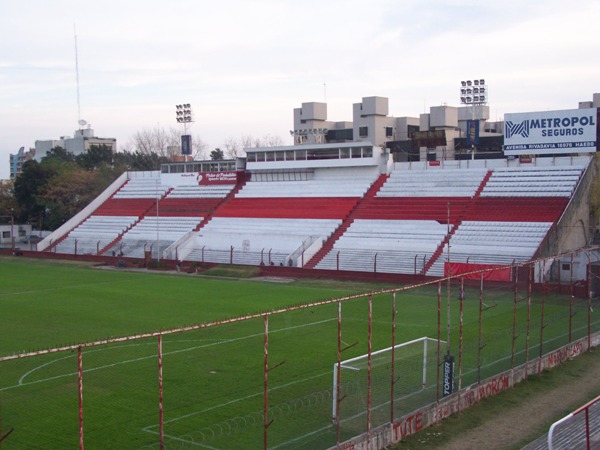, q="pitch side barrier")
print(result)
[0,248,598,449]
